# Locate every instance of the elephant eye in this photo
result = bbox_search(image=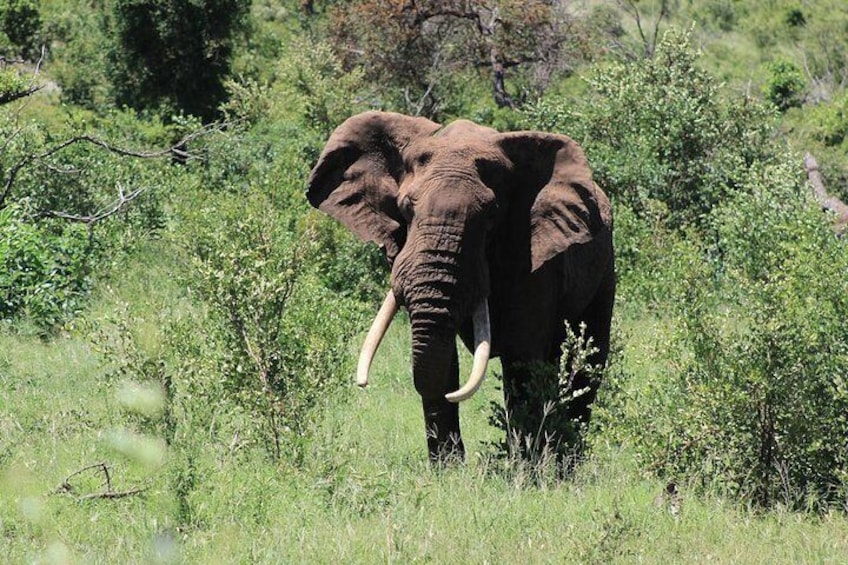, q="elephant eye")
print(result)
[416,152,432,167]
[398,195,414,221]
